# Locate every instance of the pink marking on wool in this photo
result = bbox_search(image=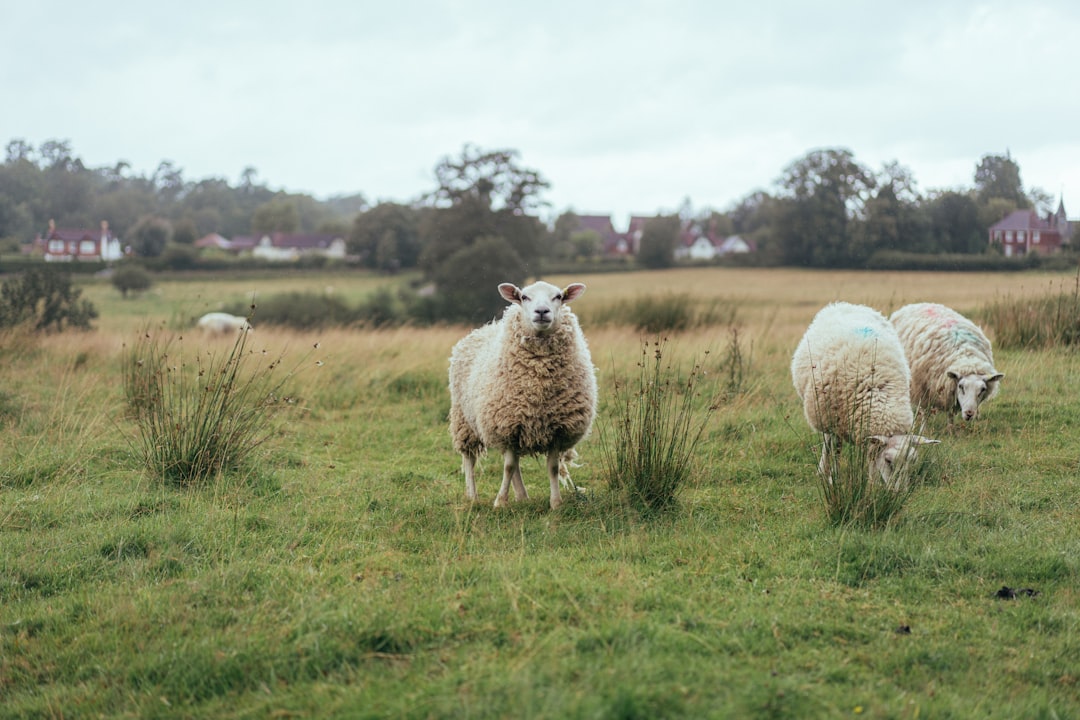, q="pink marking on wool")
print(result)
[923,305,956,328]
